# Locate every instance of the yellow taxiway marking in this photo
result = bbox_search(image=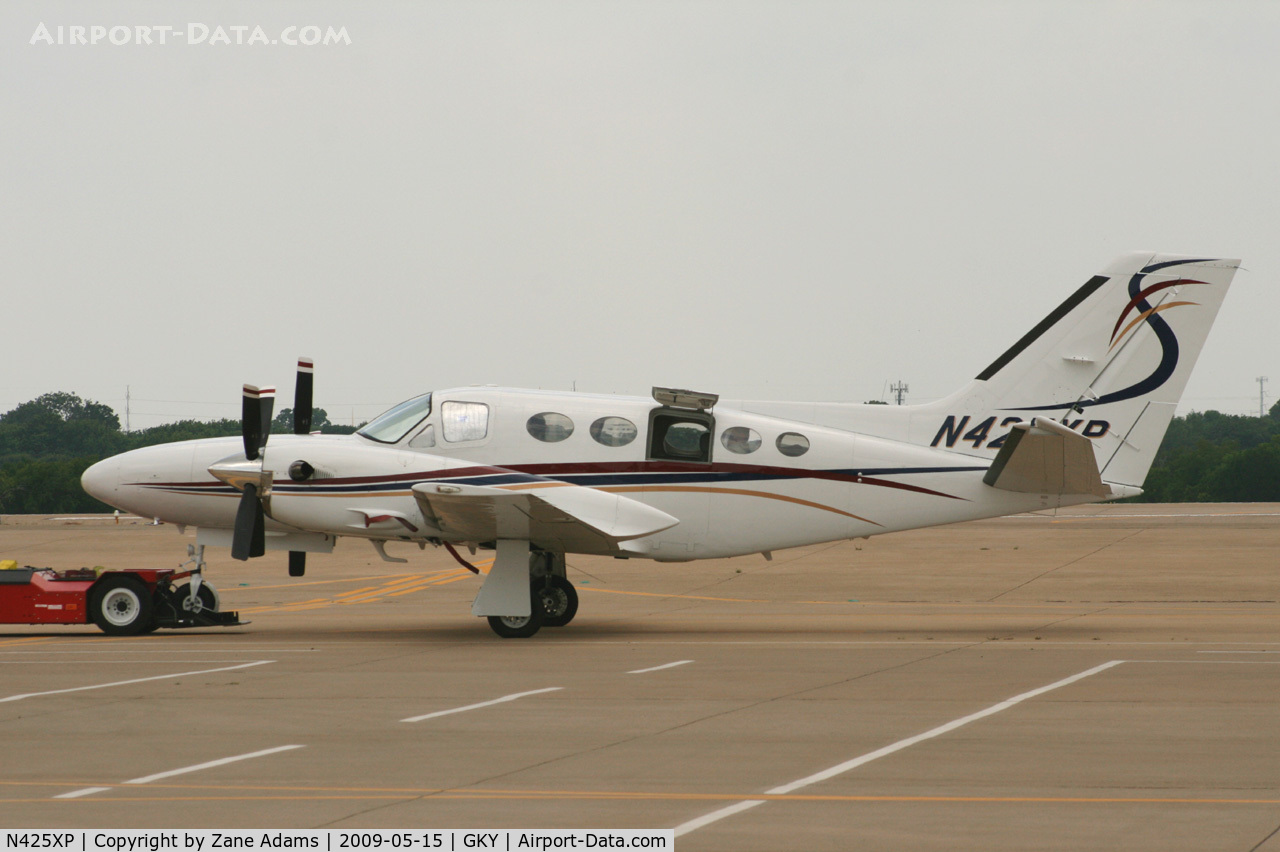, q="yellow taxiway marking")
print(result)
[386,585,435,598]
[578,588,1269,613]
[218,572,457,594]
[334,586,381,598]
[11,779,1280,806]
[234,569,474,615]
[0,637,57,648]
[430,570,476,583]
[583,587,770,604]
